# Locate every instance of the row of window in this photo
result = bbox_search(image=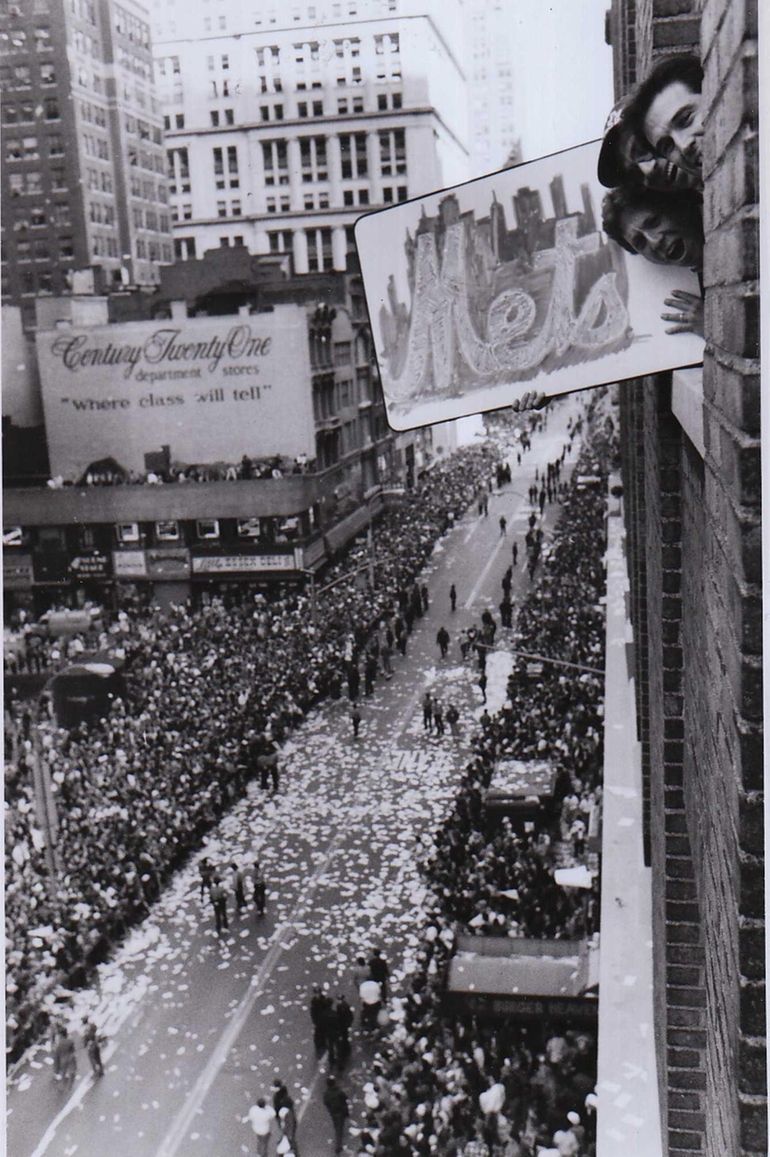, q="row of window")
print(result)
[2,97,59,123]
[0,24,52,57]
[129,175,167,203]
[112,519,297,545]
[114,3,150,50]
[131,206,170,233]
[0,60,55,89]
[125,115,162,145]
